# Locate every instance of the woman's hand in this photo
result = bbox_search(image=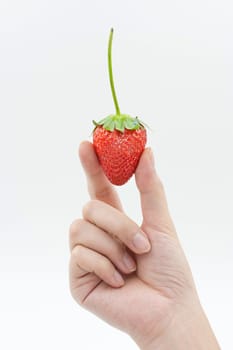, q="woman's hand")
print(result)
[69,141,220,350]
